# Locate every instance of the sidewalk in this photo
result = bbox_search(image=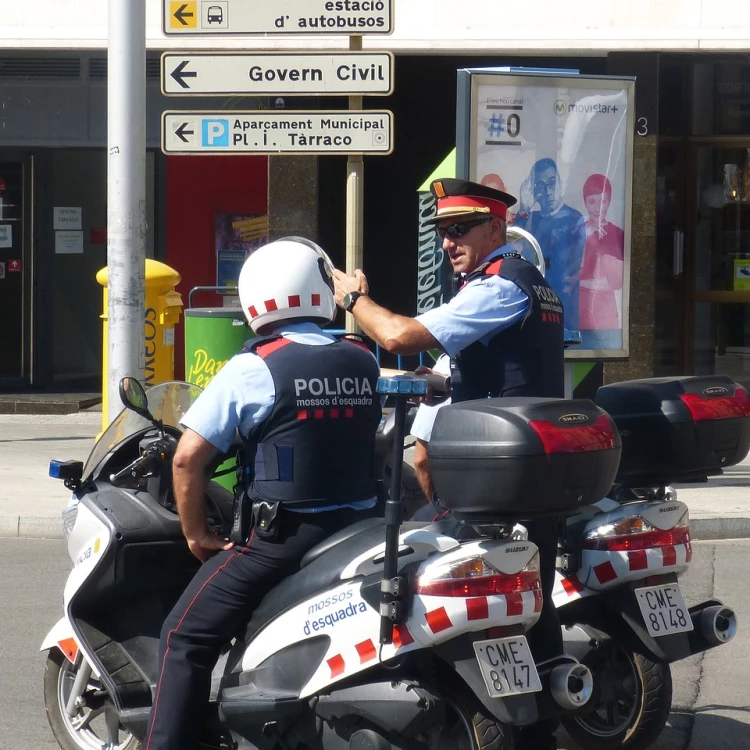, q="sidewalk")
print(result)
[2,412,750,540]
